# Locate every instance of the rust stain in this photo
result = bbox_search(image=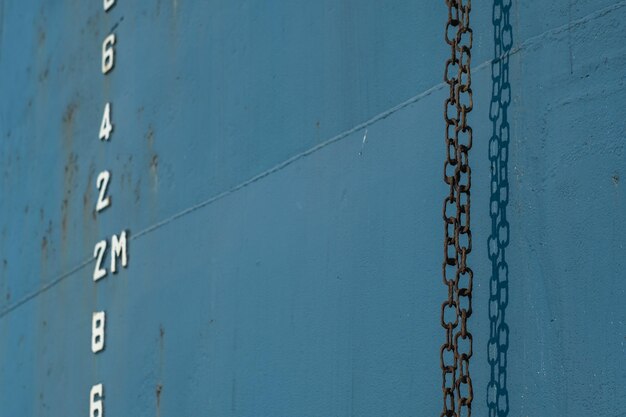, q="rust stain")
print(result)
[134,179,141,203]
[41,220,52,271]
[159,324,165,368]
[146,125,159,191]
[145,125,155,147]
[3,259,8,301]
[61,198,69,236]
[62,102,77,131]
[62,101,79,248]
[37,27,45,47]
[37,62,49,83]
[170,0,180,23]
[82,165,98,255]
[60,173,74,241]
[150,155,159,175]
[155,383,163,417]
[156,324,165,417]
[121,155,133,192]
[83,164,96,222]
[83,12,101,40]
